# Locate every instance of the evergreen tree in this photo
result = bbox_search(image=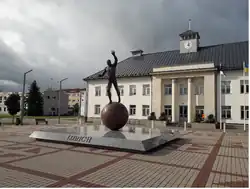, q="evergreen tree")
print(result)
[27,80,44,116]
